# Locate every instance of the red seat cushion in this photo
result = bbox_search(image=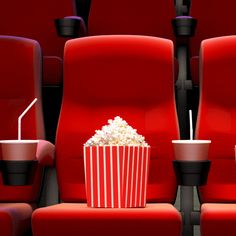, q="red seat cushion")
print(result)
[201,203,236,236]
[32,203,182,236]
[0,203,35,236]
